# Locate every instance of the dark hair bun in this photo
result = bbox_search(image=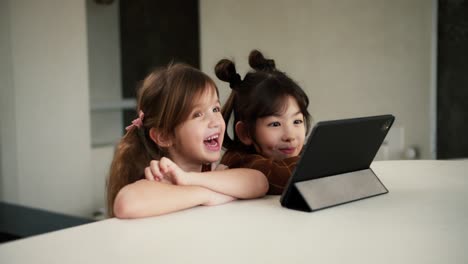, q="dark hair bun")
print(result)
[215,59,241,89]
[249,50,276,71]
